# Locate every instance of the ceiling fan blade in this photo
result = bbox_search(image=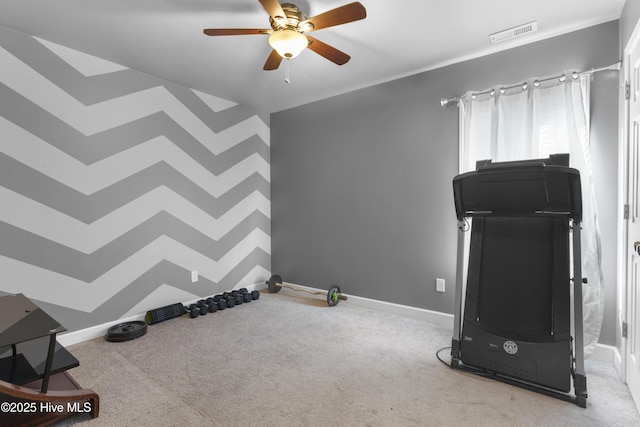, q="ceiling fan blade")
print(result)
[203,28,270,36]
[306,36,350,65]
[258,0,286,21]
[304,2,366,32]
[263,49,283,70]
